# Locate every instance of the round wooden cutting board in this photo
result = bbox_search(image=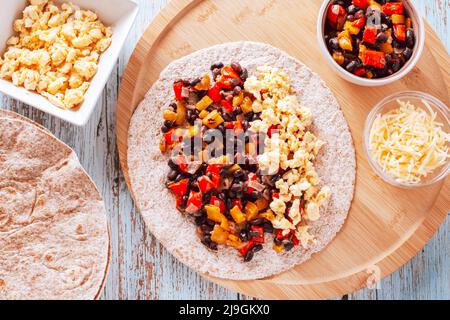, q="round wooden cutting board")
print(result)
[117,0,449,299]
